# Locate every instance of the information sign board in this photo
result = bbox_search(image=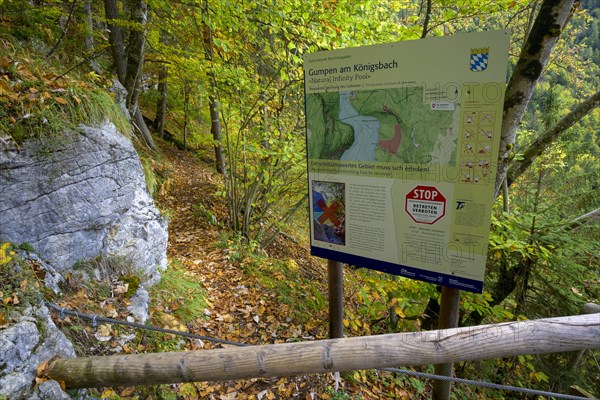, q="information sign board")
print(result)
[304,31,510,293]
